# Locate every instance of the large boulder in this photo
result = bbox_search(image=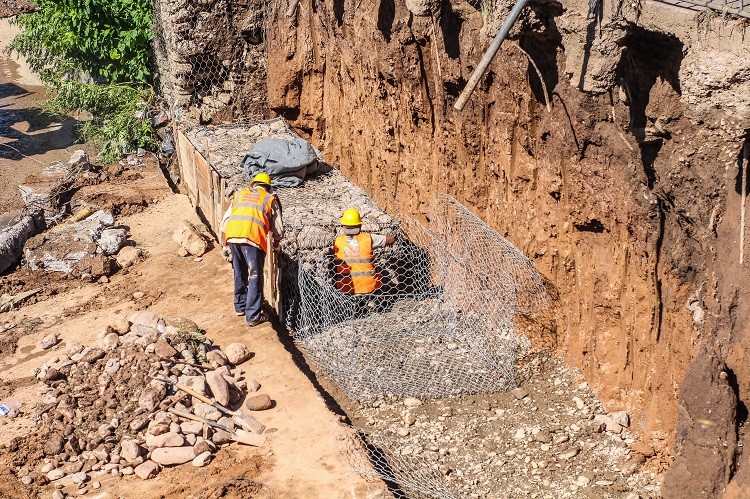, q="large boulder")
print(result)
[172,220,208,256]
